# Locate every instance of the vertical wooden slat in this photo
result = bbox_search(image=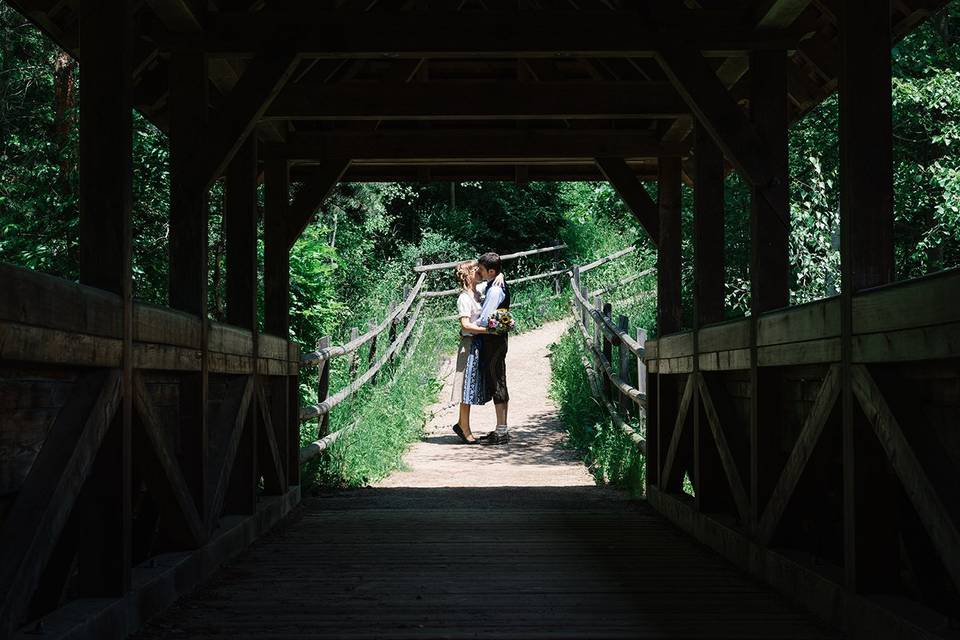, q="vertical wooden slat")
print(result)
[348,327,360,377]
[169,47,210,524]
[602,302,613,400]
[225,136,258,331]
[77,0,134,594]
[693,122,725,327]
[316,336,331,438]
[749,49,789,529]
[839,0,896,592]
[618,315,631,415]
[657,157,683,336]
[263,156,290,337]
[224,135,258,514]
[368,319,379,384]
